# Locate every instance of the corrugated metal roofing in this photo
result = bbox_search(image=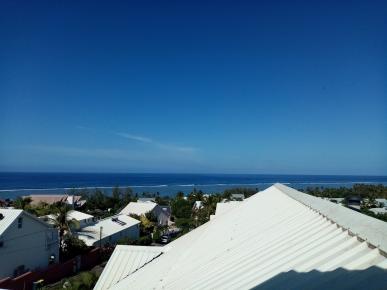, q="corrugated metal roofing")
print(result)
[102,184,387,290]
[119,202,157,216]
[0,208,22,236]
[94,246,164,290]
